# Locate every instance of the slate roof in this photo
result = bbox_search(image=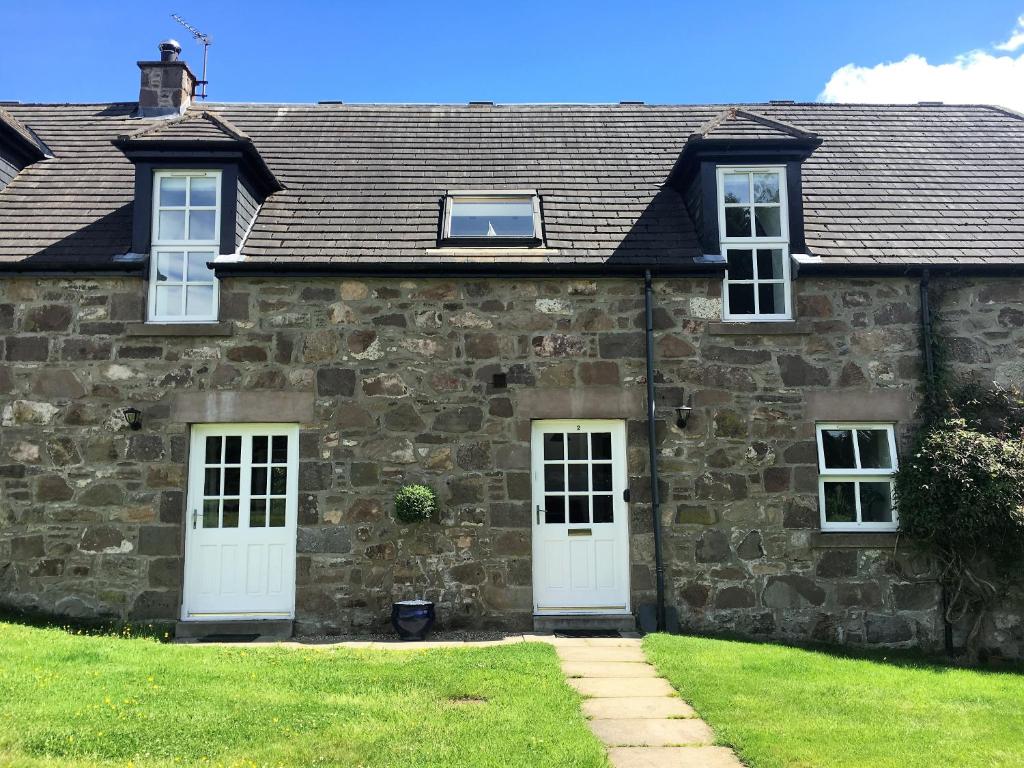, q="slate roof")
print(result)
[695,107,817,142]
[0,101,1022,269]
[123,110,251,143]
